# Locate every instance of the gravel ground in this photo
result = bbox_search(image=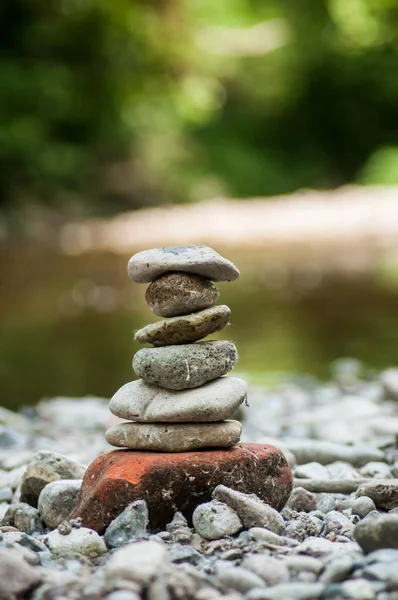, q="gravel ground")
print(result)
[2,360,398,600]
